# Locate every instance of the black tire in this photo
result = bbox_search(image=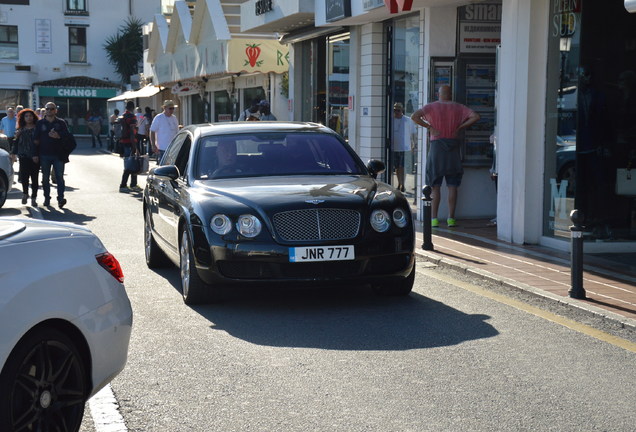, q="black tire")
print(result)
[179,229,209,305]
[0,327,87,432]
[144,208,169,268]
[374,265,415,296]
[0,174,7,209]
